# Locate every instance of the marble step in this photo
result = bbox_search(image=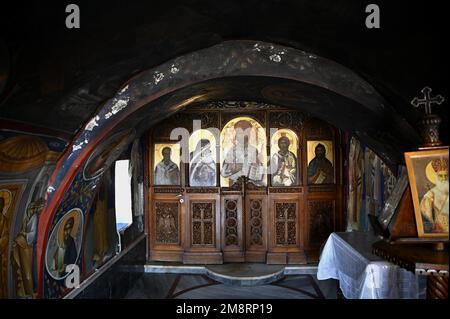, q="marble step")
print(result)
[205,264,285,286]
